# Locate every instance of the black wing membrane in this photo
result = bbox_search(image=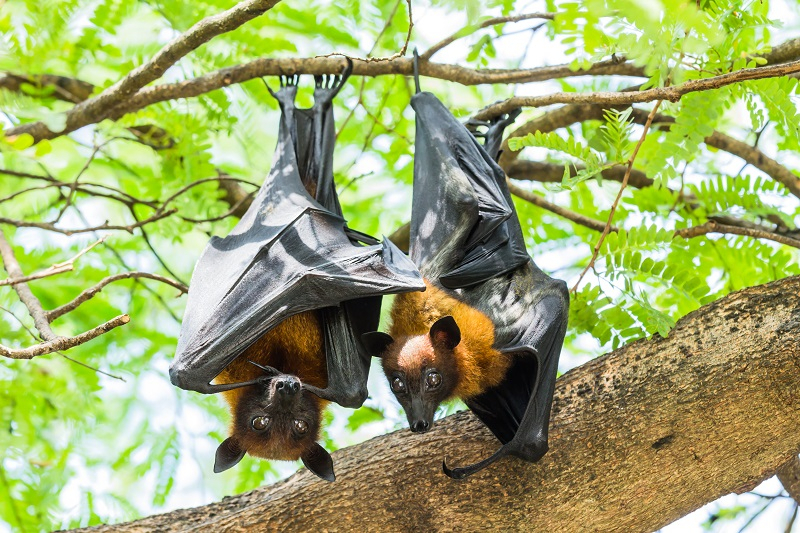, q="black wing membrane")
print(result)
[409,90,569,479]
[171,64,425,408]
